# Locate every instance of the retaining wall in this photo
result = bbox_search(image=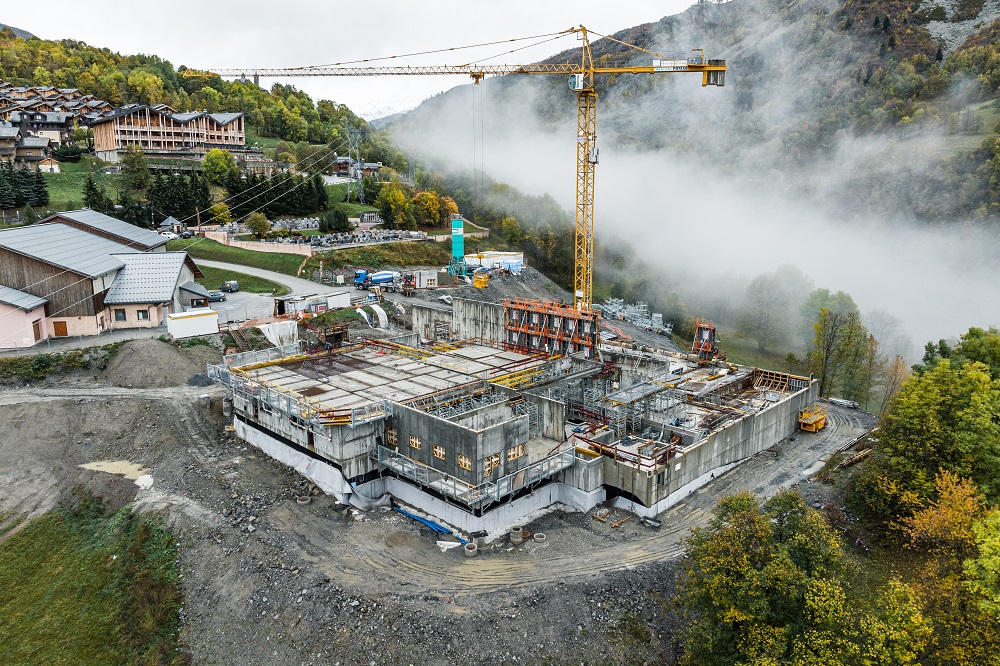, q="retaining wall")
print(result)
[203,230,314,256]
